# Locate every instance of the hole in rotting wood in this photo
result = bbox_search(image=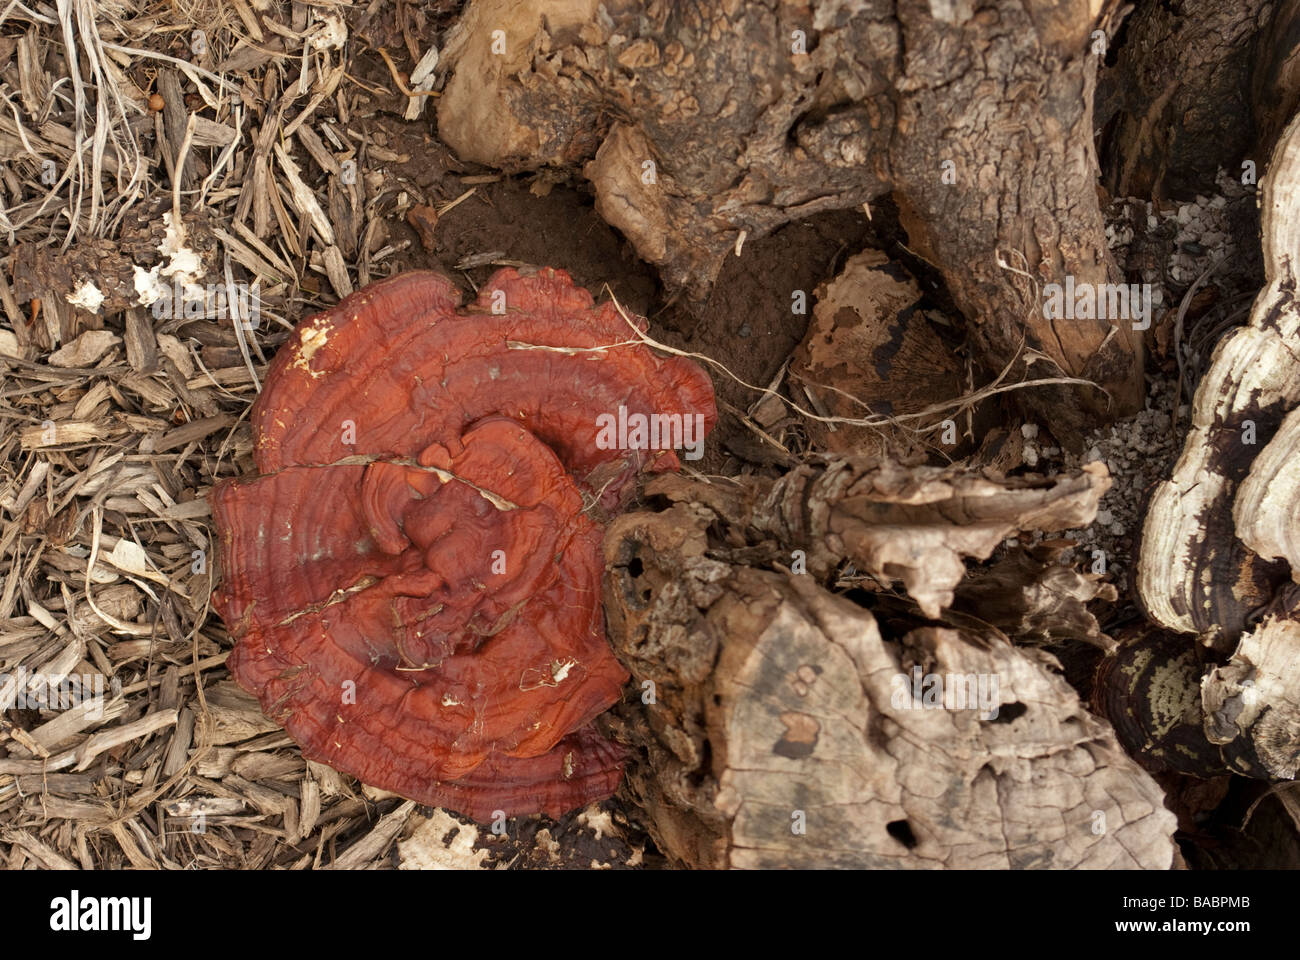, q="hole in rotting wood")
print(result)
[886,819,919,848]
[986,701,1028,724]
